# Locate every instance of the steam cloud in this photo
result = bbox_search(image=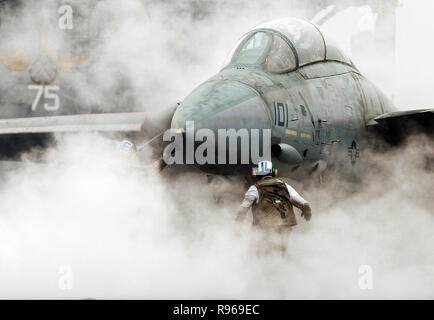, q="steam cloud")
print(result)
[0,0,433,299]
[0,133,433,299]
